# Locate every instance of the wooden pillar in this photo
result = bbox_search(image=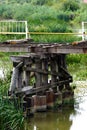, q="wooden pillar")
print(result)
[32,95,46,112]
[61,54,72,90]
[23,96,34,116]
[57,54,66,91]
[42,59,48,85]
[9,67,19,92]
[50,56,58,91]
[35,58,42,88]
[9,62,23,93]
[46,90,54,108]
[23,65,31,86]
[18,68,23,88]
